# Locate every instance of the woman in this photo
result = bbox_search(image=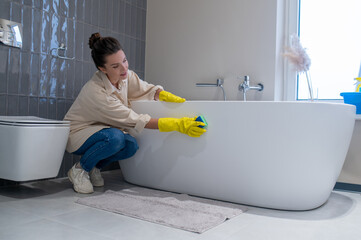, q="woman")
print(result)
[64,33,206,194]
